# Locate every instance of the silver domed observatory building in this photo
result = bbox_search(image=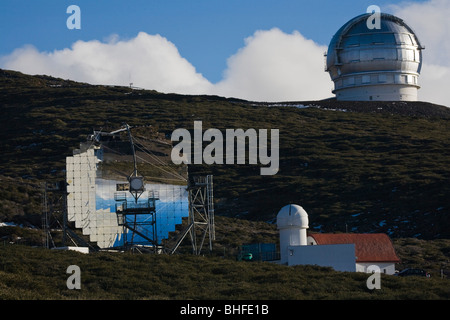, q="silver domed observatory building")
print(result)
[325,13,424,101]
